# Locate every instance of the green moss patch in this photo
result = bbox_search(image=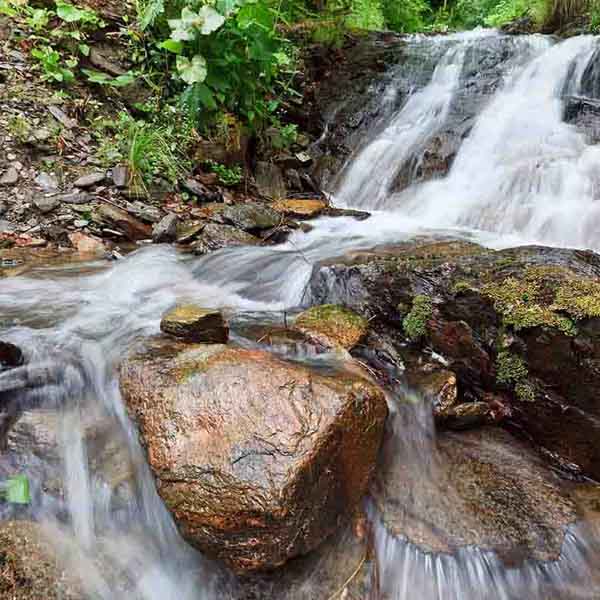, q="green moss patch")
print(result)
[481,266,600,336]
[403,295,433,342]
[496,351,535,402]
